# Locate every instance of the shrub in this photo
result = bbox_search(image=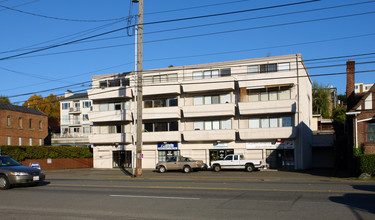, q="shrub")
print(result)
[359,154,375,176]
[0,145,92,161]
